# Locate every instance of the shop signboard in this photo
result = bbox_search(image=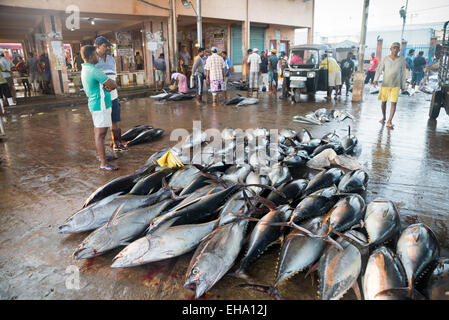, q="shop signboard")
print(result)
[115,31,133,57]
[51,40,65,70]
[146,31,165,52]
